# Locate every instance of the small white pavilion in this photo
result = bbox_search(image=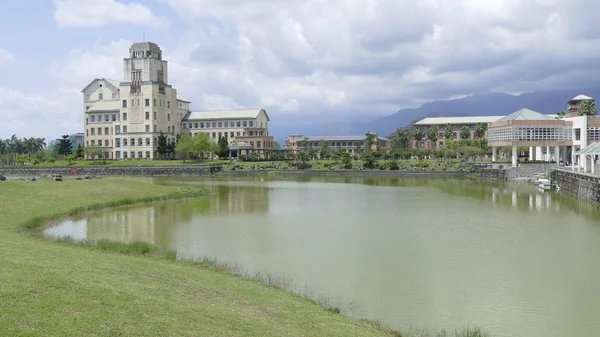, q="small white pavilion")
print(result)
[487,108,573,167]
